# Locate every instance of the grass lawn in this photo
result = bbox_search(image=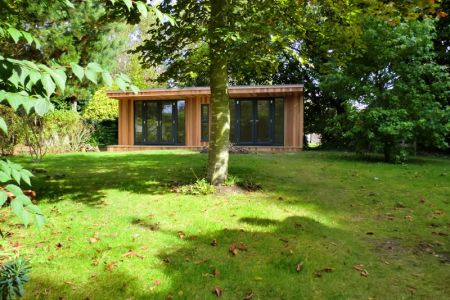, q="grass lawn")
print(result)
[3,150,450,299]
